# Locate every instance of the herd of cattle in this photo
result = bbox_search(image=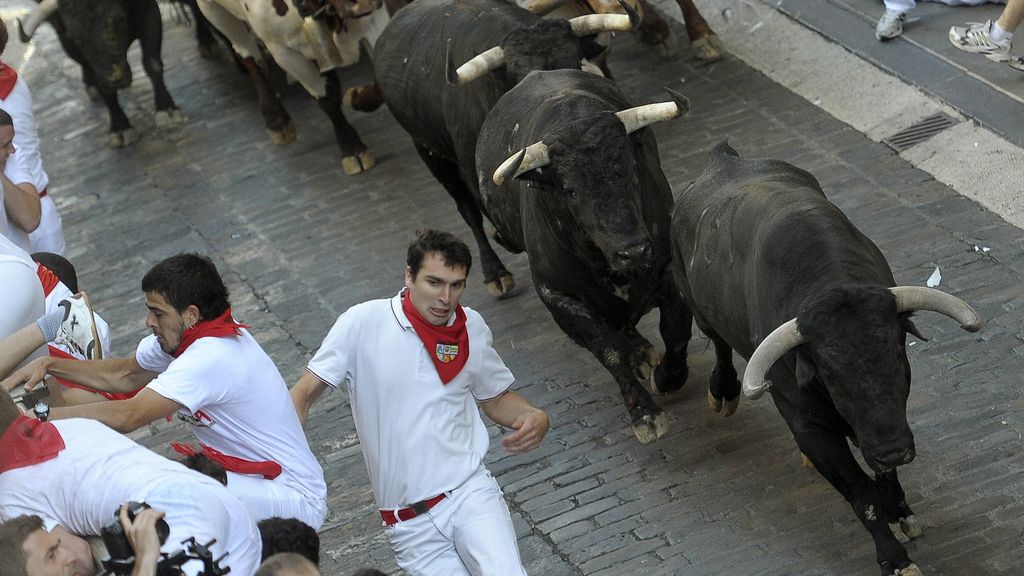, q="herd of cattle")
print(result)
[18,0,984,574]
